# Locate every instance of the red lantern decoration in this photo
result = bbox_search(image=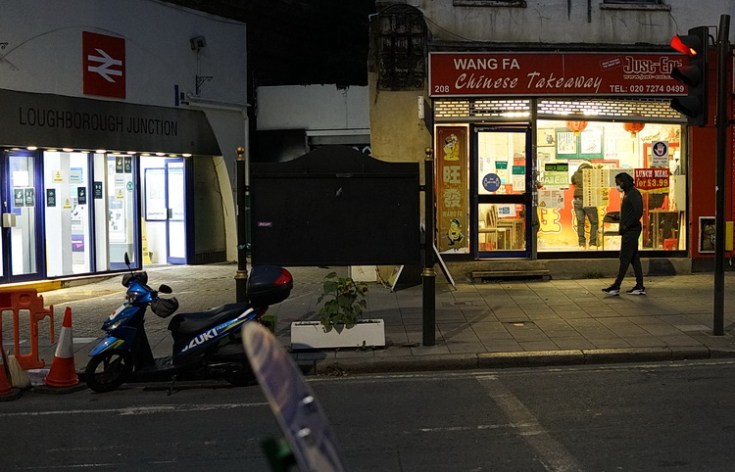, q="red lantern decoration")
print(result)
[566,120,588,135]
[623,122,645,137]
